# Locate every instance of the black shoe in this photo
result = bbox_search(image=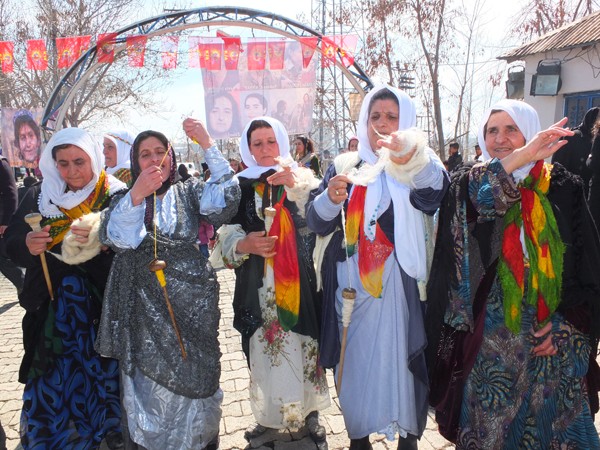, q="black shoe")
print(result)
[397,434,418,450]
[203,436,219,450]
[105,431,125,450]
[349,436,372,450]
[244,423,268,442]
[306,411,327,444]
